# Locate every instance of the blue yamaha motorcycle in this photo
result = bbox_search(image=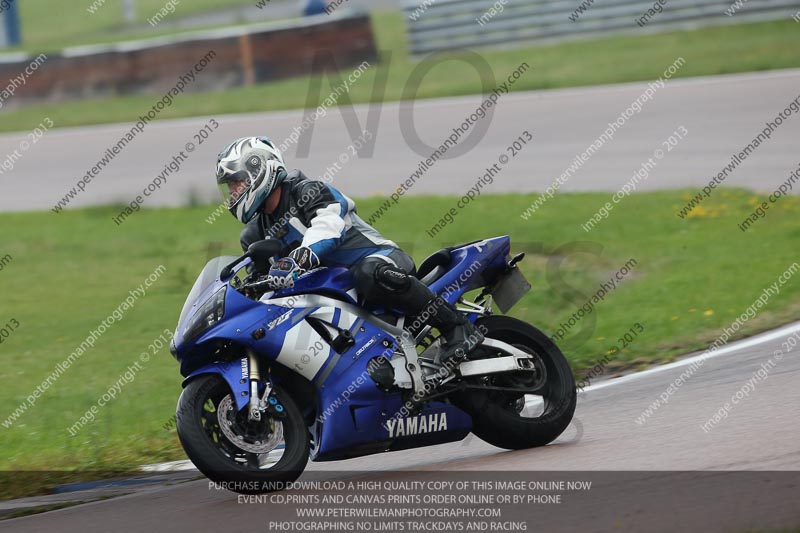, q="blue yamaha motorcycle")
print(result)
[170,236,575,493]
